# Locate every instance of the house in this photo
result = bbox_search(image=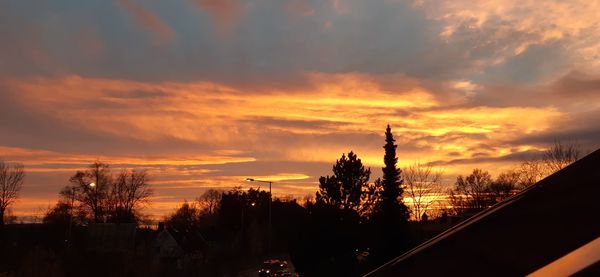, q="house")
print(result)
[155,223,209,268]
[366,149,600,276]
[87,223,136,252]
